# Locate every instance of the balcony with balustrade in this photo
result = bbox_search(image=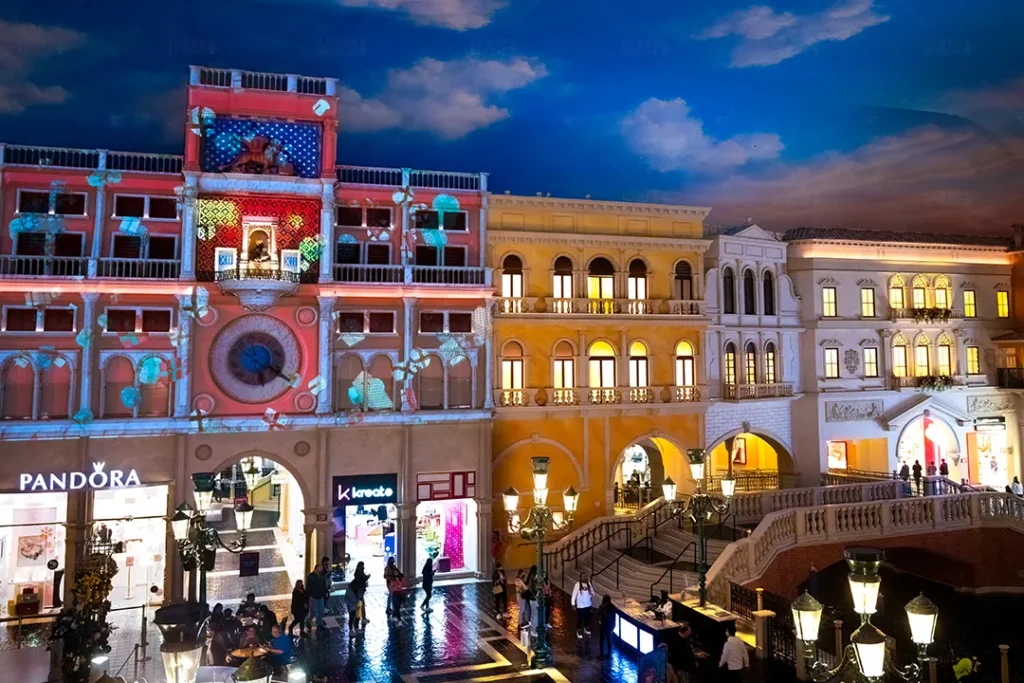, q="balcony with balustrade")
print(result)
[723,383,794,400]
[495,297,705,317]
[0,255,182,280]
[494,385,705,410]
